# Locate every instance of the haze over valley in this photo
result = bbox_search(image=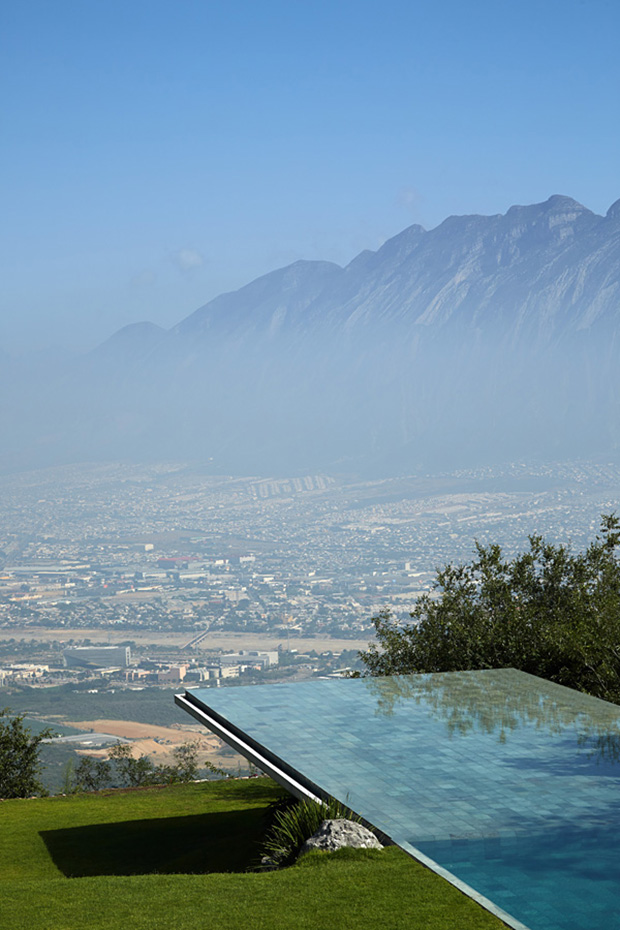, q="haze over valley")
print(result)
[4,194,620,477]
